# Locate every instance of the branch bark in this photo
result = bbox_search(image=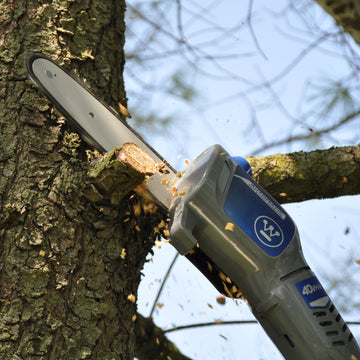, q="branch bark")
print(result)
[247,144,360,203]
